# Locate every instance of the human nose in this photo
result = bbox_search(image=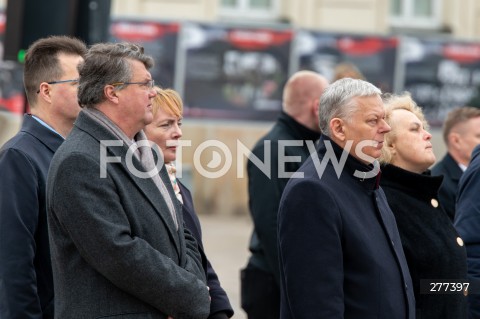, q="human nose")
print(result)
[379,118,391,133]
[172,123,182,138]
[424,130,432,140]
[148,87,157,98]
